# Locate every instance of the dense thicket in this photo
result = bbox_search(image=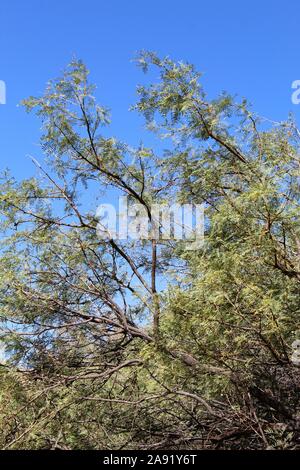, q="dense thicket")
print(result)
[0,53,299,449]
